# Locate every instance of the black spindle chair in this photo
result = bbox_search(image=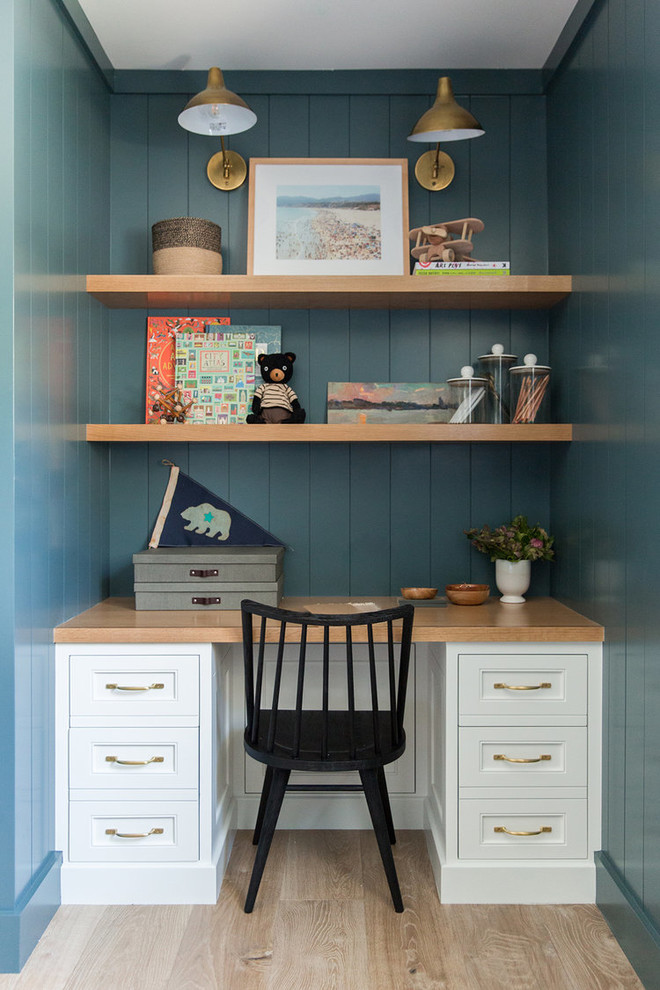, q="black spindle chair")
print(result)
[240,599,414,913]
